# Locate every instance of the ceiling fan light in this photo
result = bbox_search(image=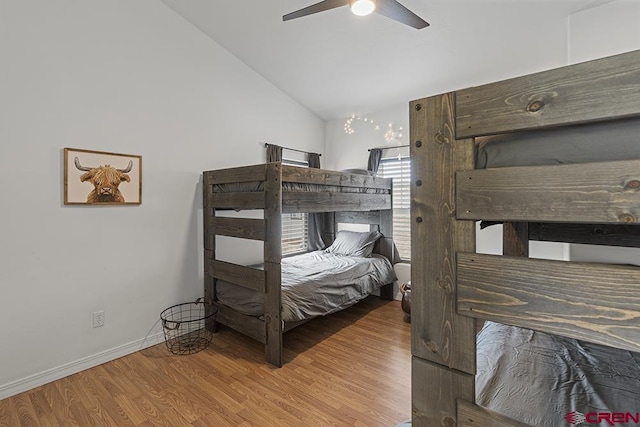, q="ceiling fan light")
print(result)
[350,0,376,16]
